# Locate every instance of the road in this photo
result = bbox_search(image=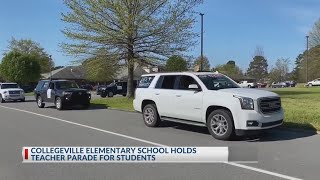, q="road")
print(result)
[0,97,319,180]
